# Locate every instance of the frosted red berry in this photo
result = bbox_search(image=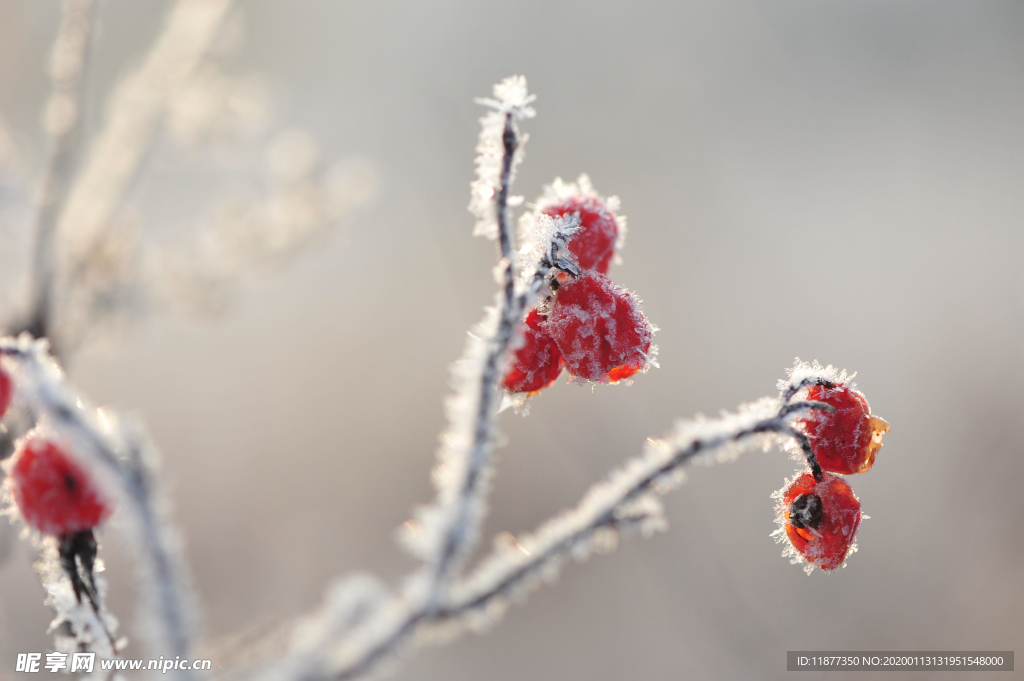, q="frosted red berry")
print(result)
[0,365,12,420]
[503,308,564,393]
[541,194,619,274]
[8,434,112,536]
[776,471,861,571]
[544,271,654,383]
[799,383,890,475]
